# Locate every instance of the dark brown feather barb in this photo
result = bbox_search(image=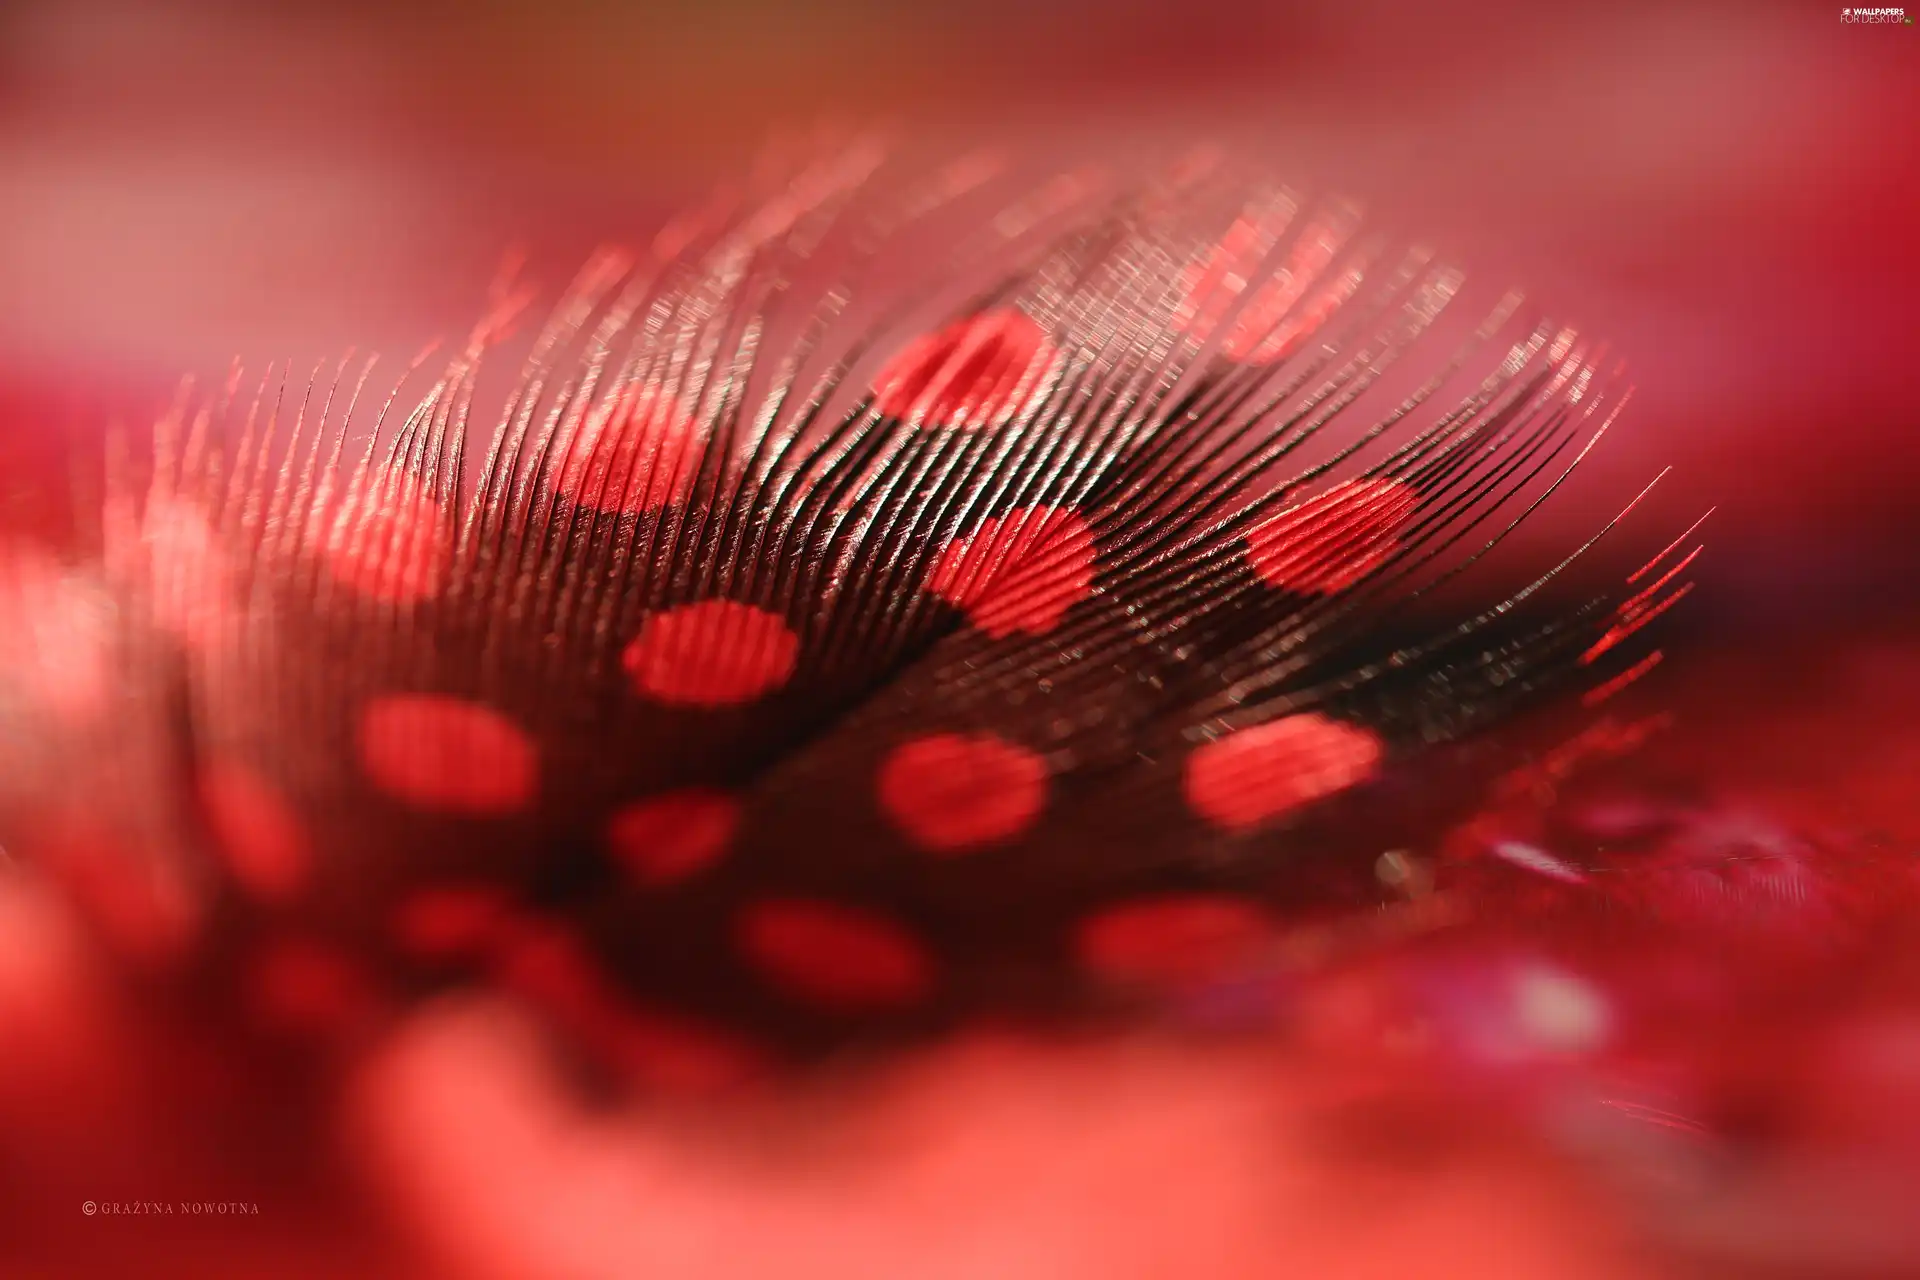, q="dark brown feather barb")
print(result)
[0,141,1699,1061]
